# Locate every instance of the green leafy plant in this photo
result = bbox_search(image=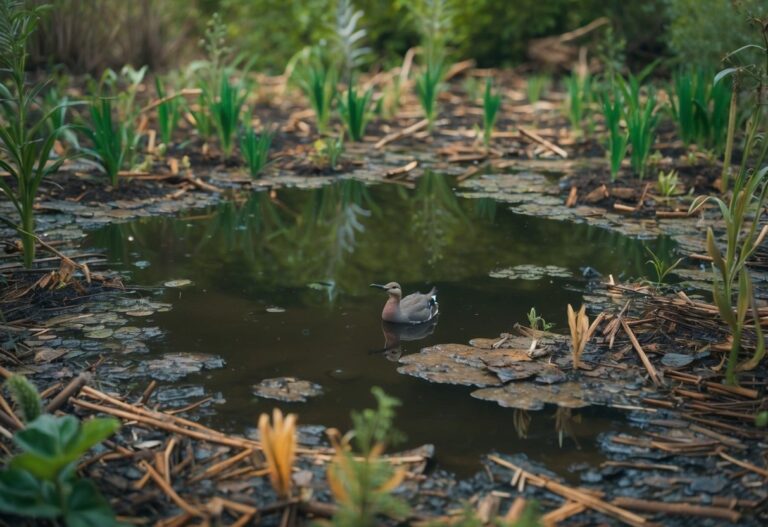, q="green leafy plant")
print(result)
[0,0,74,268]
[482,78,501,148]
[602,91,628,181]
[324,387,409,527]
[526,74,549,104]
[415,57,446,131]
[691,162,767,384]
[669,67,730,153]
[80,97,128,186]
[401,0,455,65]
[155,77,180,145]
[620,75,658,179]
[210,72,248,157]
[645,246,683,284]
[656,169,679,197]
[338,84,373,141]
[332,0,370,83]
[240,126,273,177]
[526,307,553,332]
[692,22,768,384]
[0,375,120,527]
